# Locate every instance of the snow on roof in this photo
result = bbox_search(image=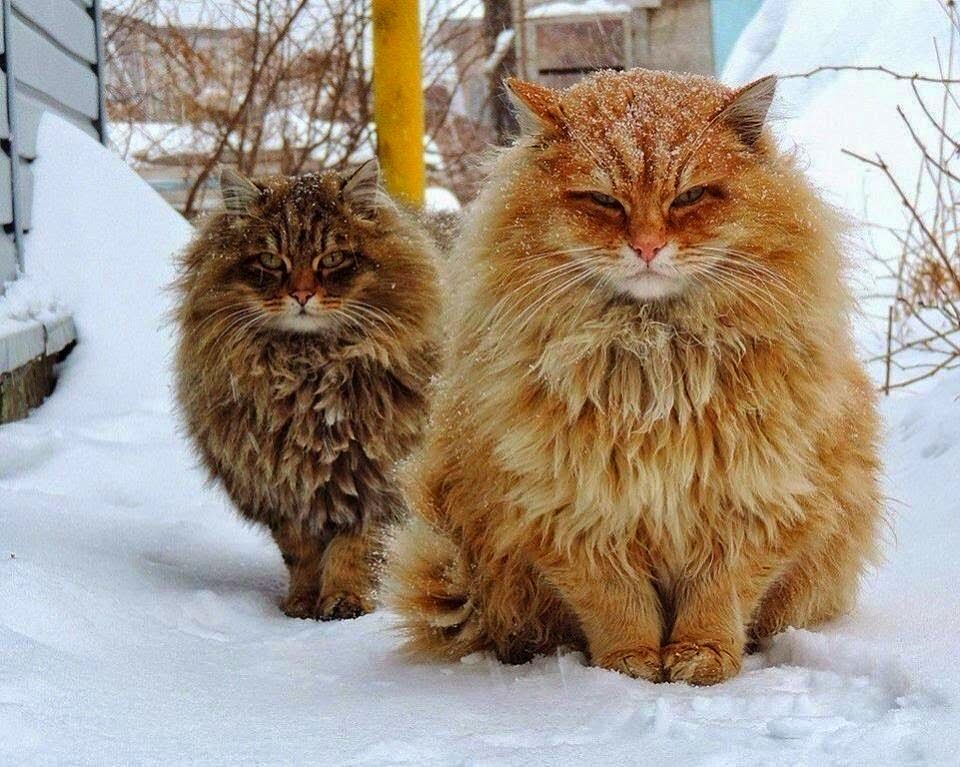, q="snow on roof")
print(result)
[105,0,358,41]
[449,0,632,20]
[527,1,632,19]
